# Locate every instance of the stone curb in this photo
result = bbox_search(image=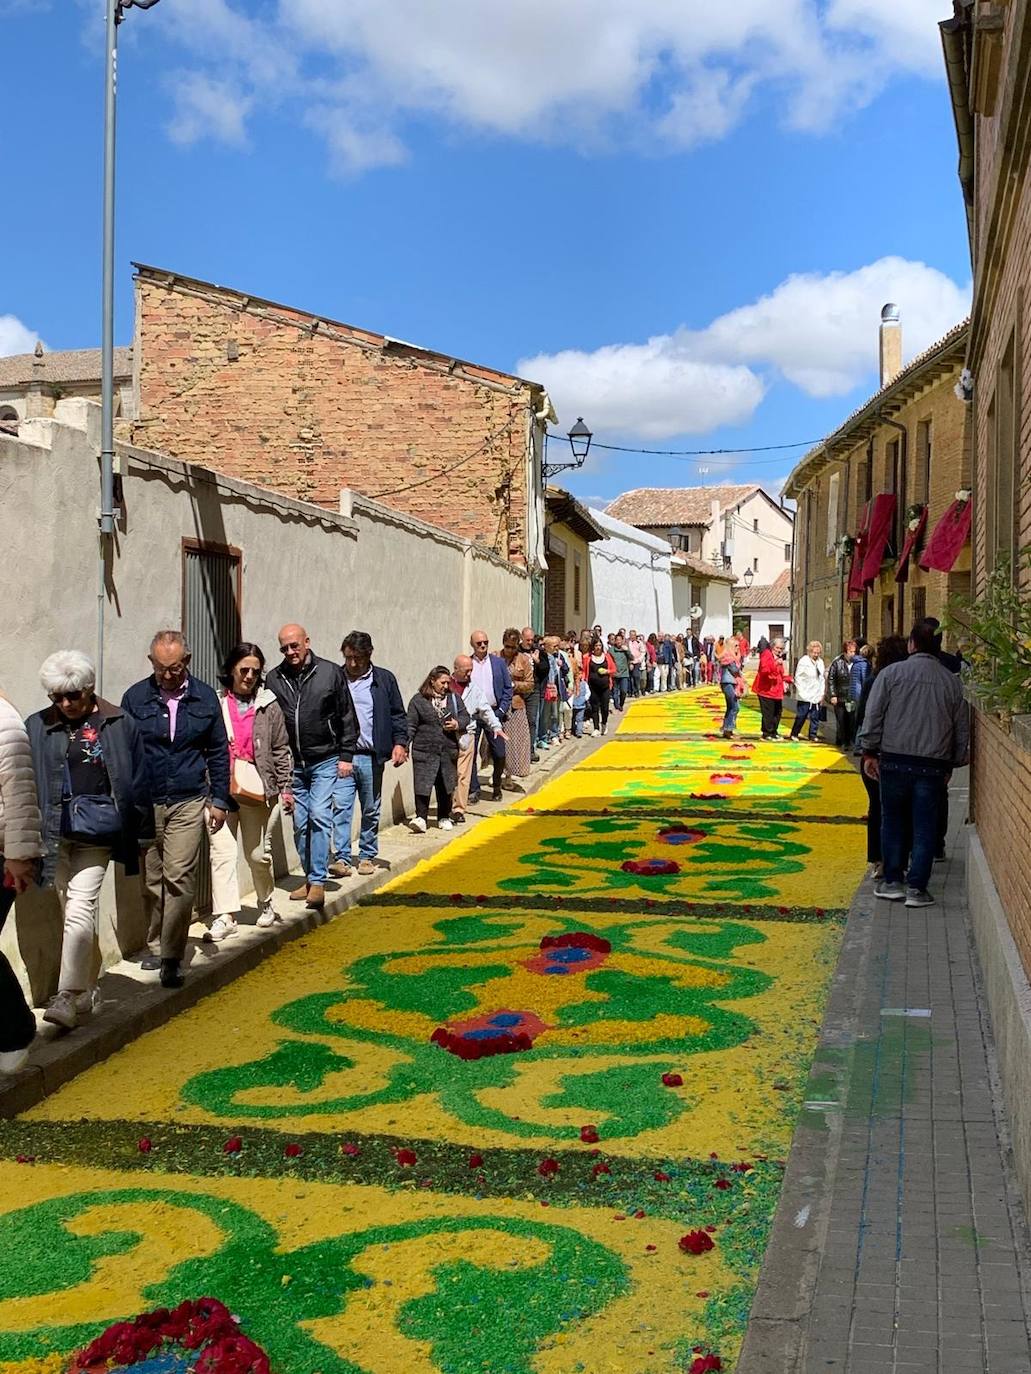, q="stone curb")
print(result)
[0,731,604,1119]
